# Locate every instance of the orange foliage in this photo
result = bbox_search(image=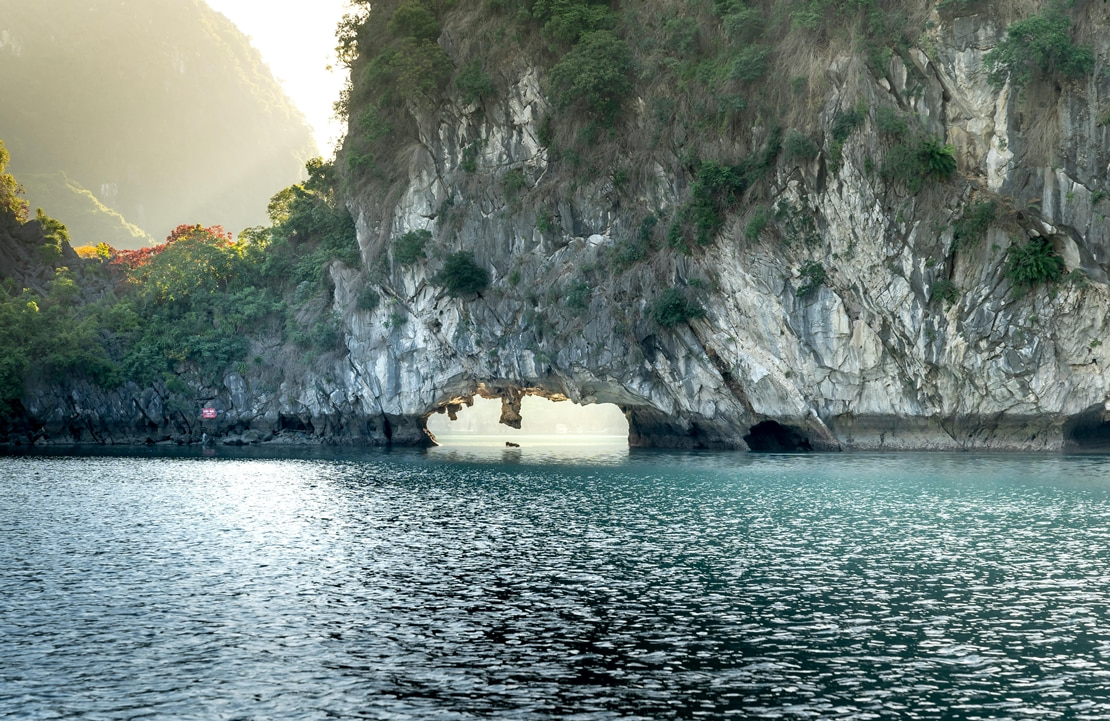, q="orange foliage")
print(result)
[108,224,233,272]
